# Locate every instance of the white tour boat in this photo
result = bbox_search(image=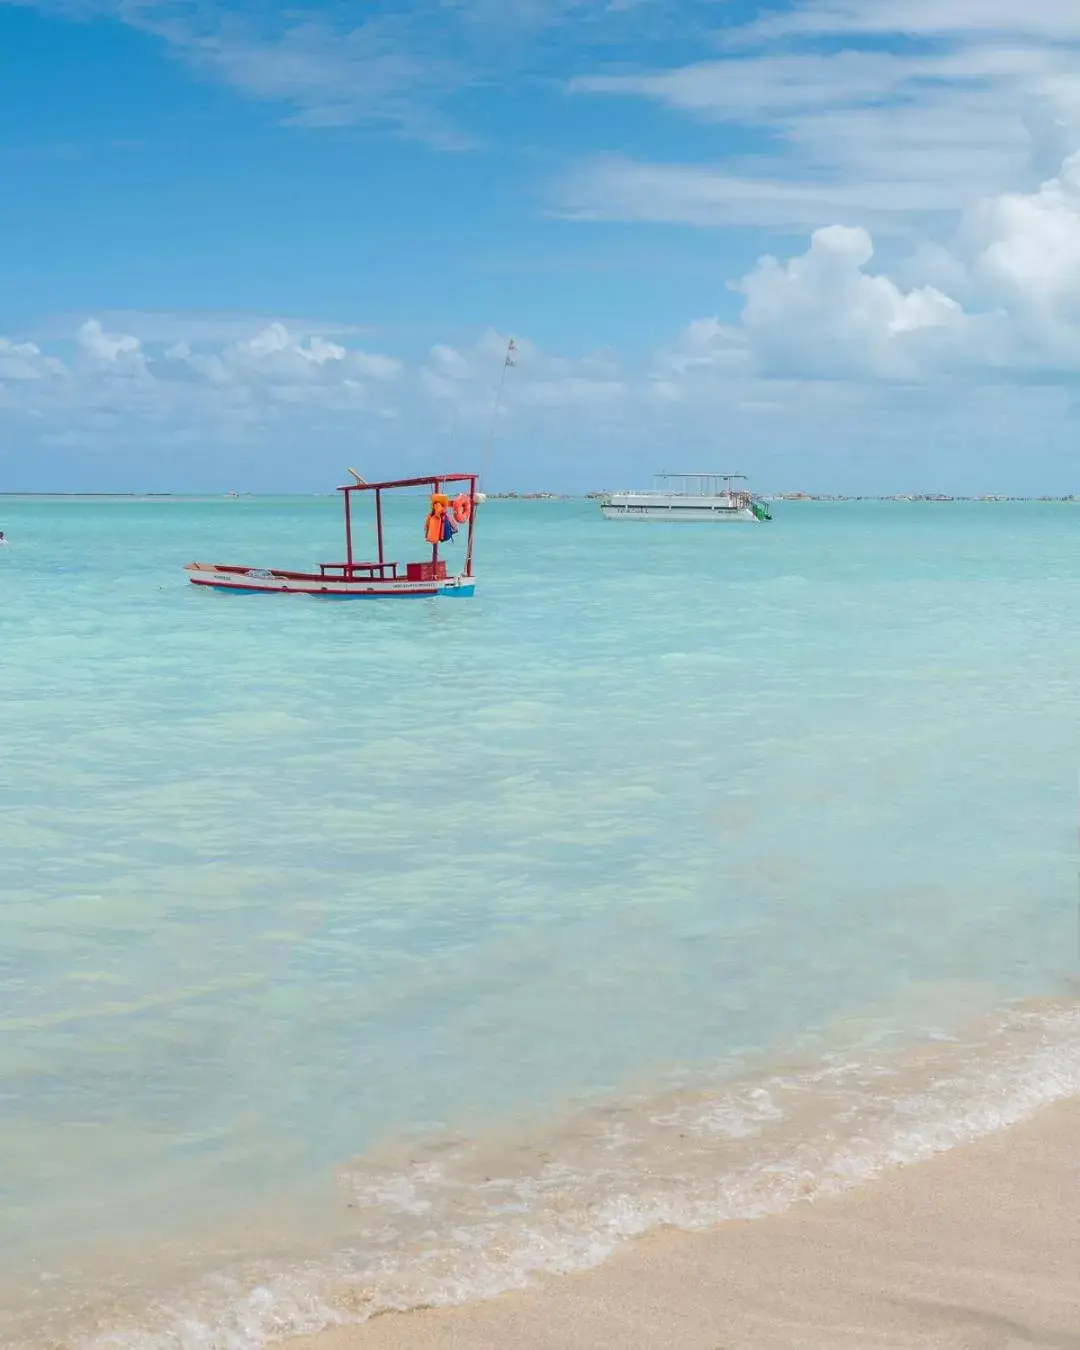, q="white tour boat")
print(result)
[600,473,772,523]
